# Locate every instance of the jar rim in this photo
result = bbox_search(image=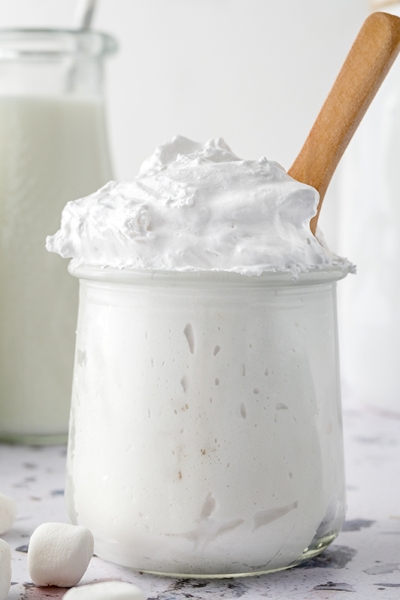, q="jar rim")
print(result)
[0,28,117,60]
[69,263,349,287]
